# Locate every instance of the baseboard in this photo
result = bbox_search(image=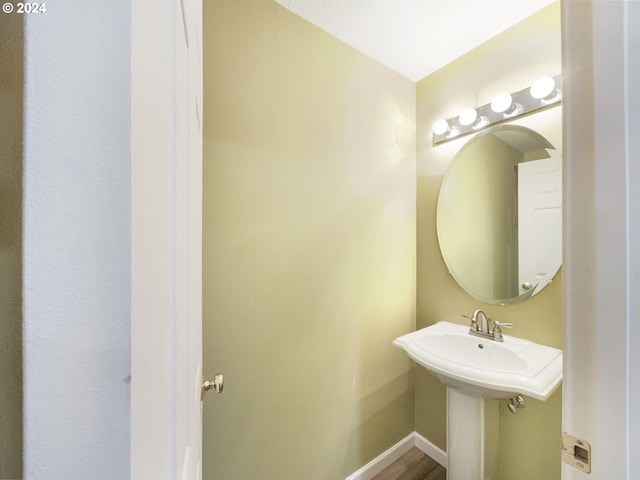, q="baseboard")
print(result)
[413,431,447,469]
[345,433,415,480]
[345,432,447,480]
